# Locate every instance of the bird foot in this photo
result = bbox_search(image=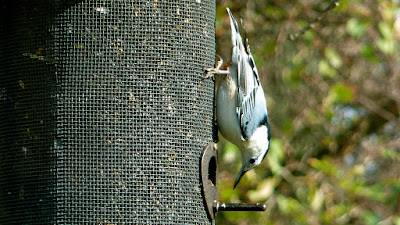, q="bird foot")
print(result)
[204,54,229,79]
